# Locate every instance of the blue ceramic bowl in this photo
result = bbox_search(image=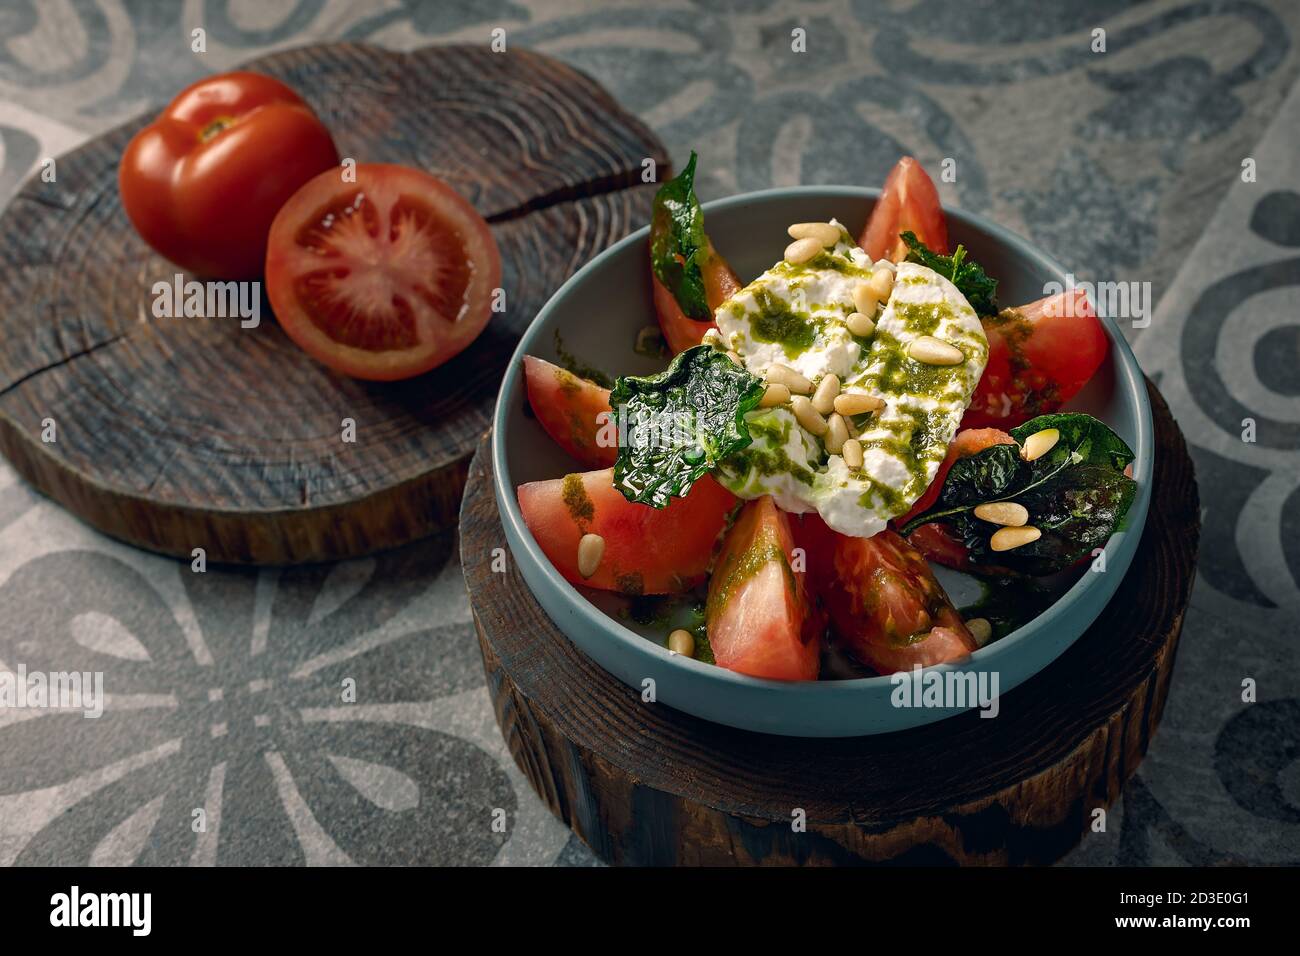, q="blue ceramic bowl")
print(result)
[491,186,1153,737]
